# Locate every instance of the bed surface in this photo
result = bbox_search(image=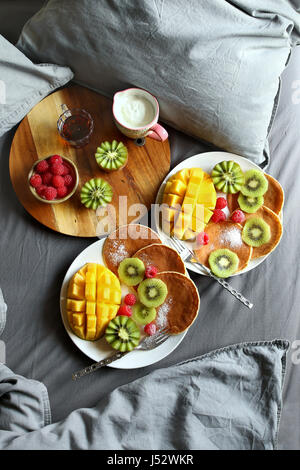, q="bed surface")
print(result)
[1,1,299,450]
